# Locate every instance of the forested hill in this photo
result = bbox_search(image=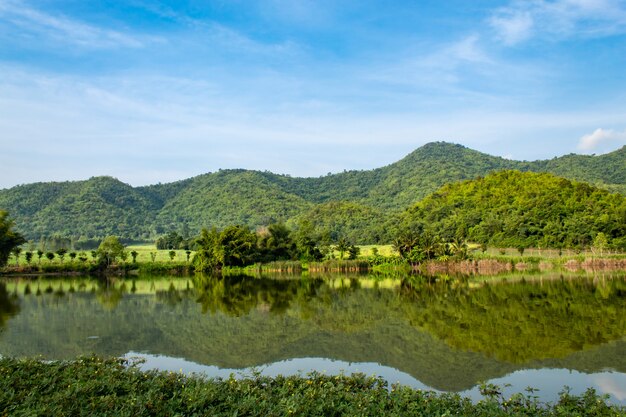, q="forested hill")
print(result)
[0,142,624,242]
[403,170,626,249]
